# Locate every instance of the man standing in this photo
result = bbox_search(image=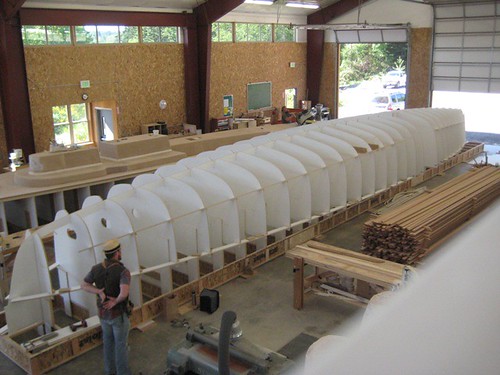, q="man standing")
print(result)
[81,239,132,375]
